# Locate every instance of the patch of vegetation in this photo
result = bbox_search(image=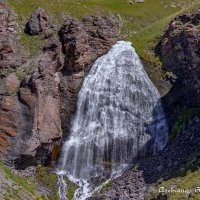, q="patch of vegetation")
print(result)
[168,106,200,143]
[36,166,59,200]
[36,166,77,200]
[0,162,36,195]
[16,67,30,81]
[65,177,77,200]
[20,33,46,56]
[99,181,112,193]
[3,185,21,200]
[0,162,47,200]
[147,168,200,200]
